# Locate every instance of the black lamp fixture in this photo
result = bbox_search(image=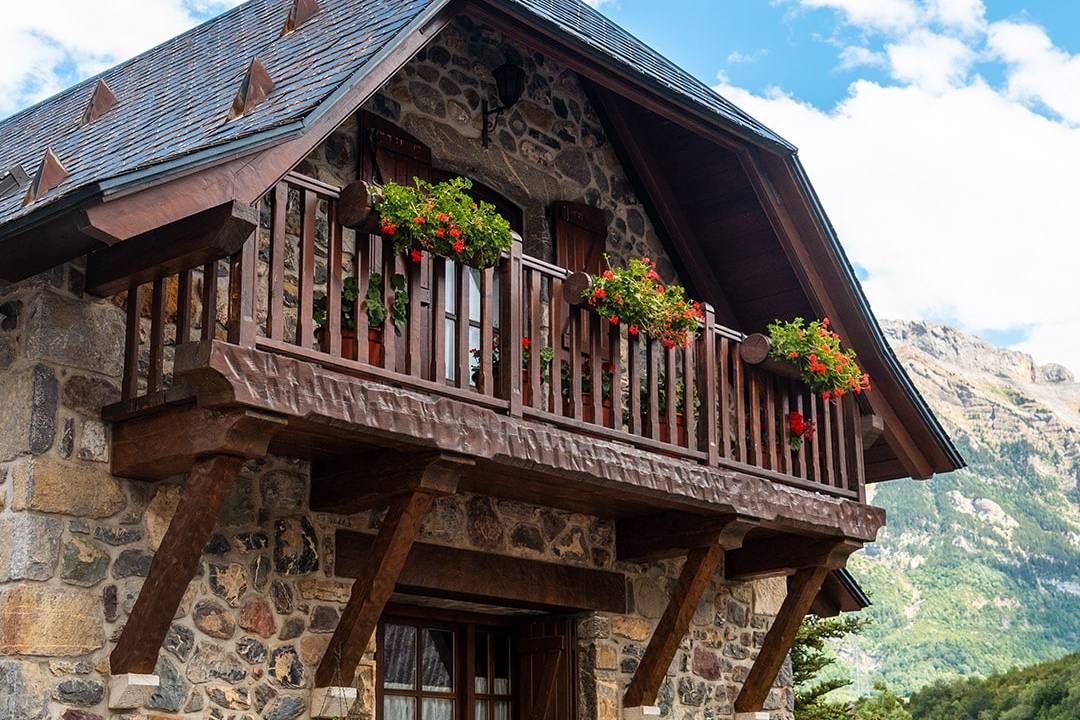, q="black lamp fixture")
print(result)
[481,59,526,148]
